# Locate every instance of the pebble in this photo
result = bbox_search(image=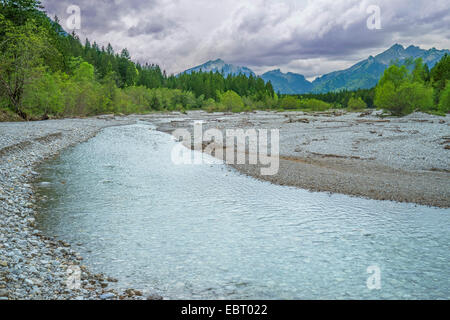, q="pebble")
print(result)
[147,294,163,300]
[99,293,115,300]
[0,117,147,300]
